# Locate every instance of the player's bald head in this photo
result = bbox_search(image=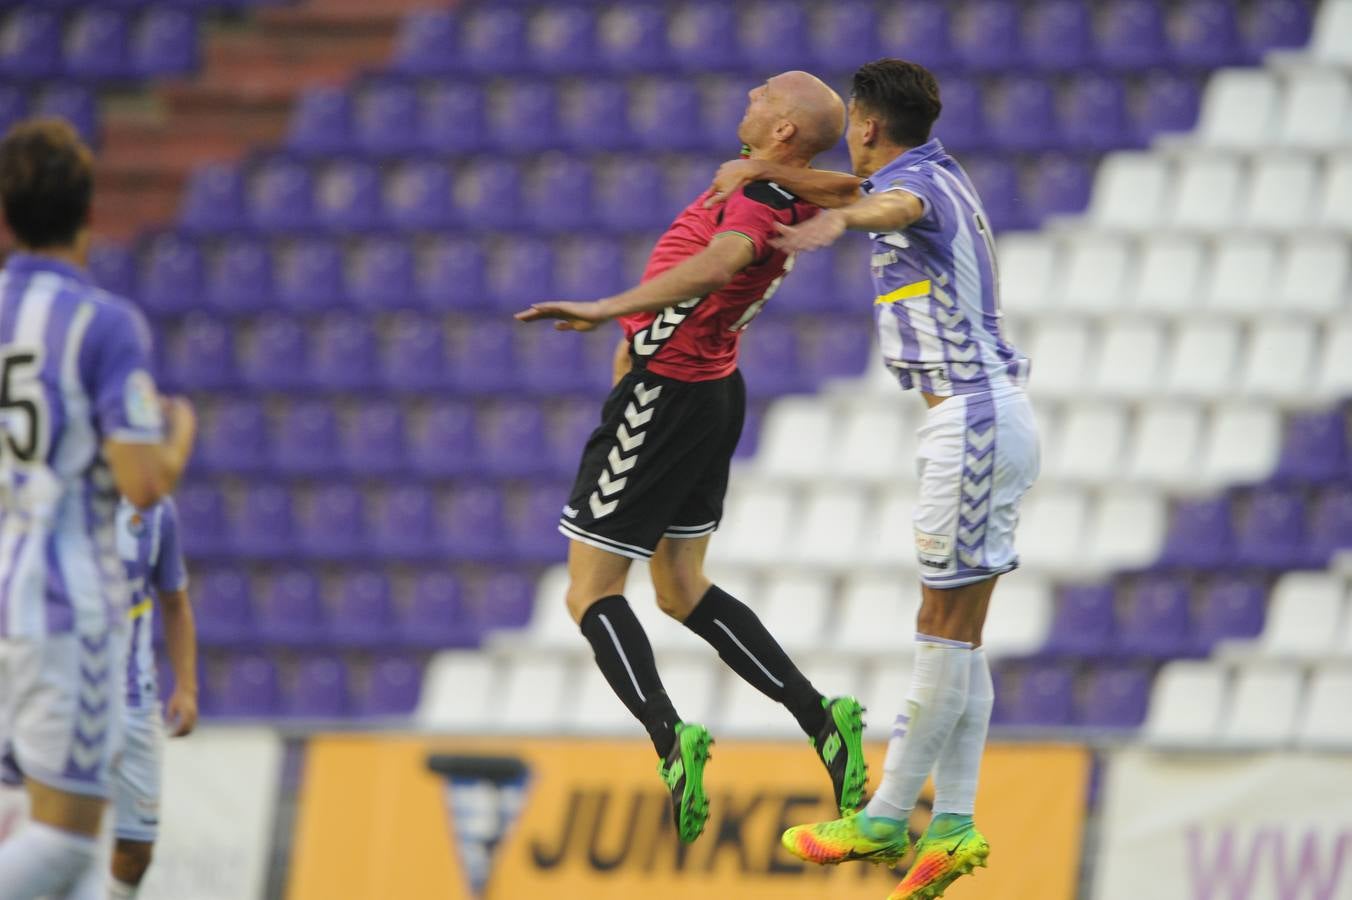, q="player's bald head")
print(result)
[769,70,846,157]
